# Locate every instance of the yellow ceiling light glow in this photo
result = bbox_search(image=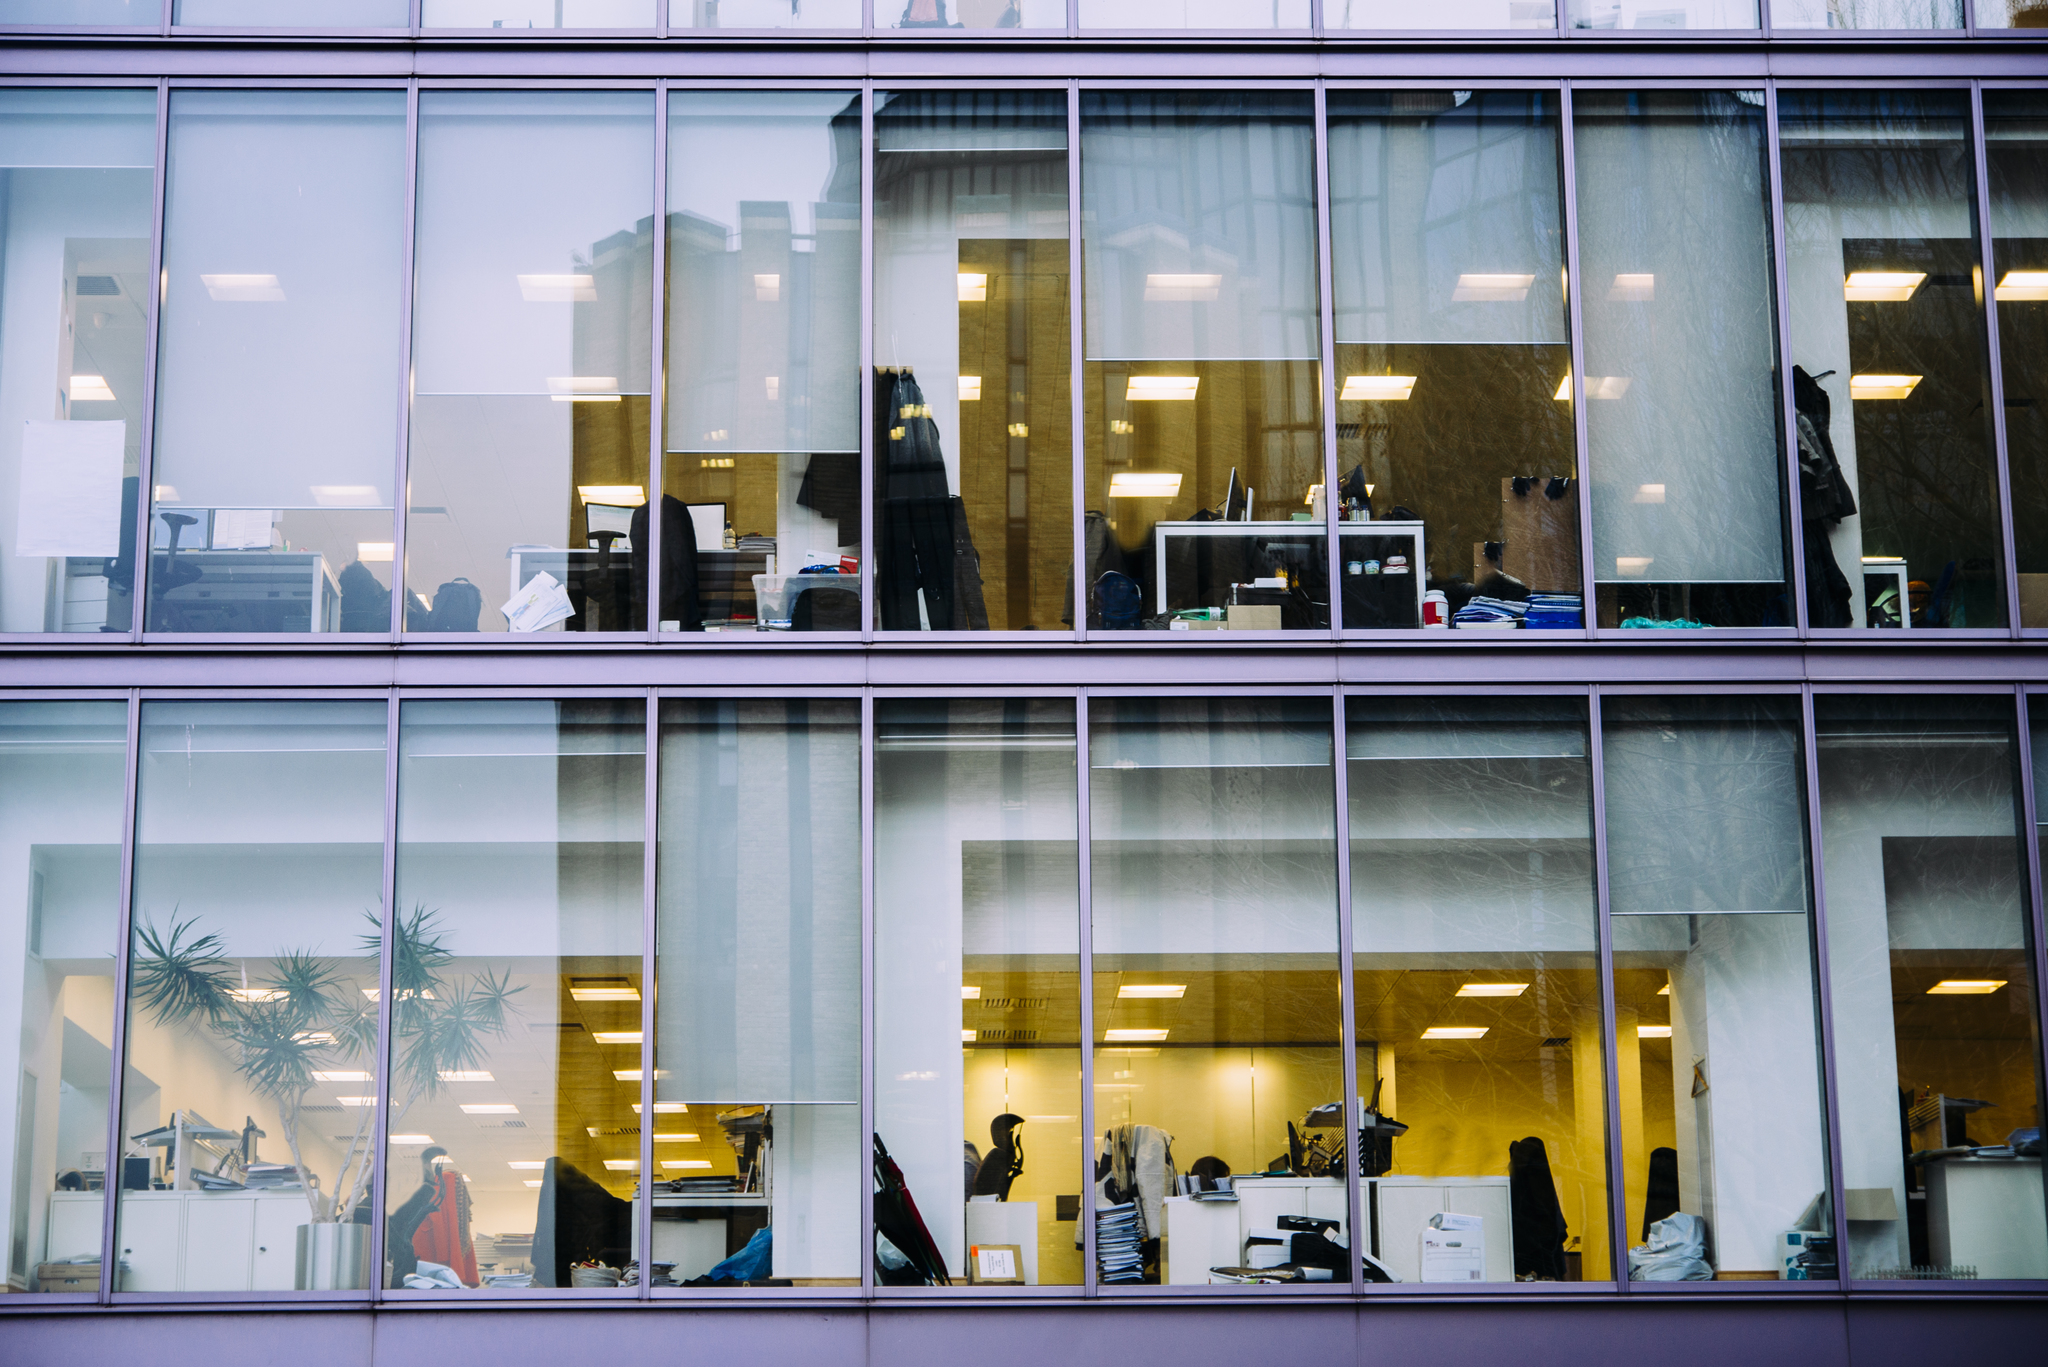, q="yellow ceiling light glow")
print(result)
[962,1029,977,1042]
[388,1134,435,1145]
[653,1133,701,1143]
[1144,273,1222,301]
[576,485,645,506]
[958,272,988,302]
[632,1102,688,1114]
[1657,985,1670,996]
[517,273,594,302]
[1850,374,1922,400]
[959,375,982,402]
[1455,984,1528,998]
[1453,272,1535,302]
[1108,471,1183,498]
[201,273,284,302]
[1553,374,1573,402]
[1105,1028,1171,1042]
[1341,375,1418,402]
[335,1097,377,1107]
[591,1031,643,1044]
[548,376,622,403]
[603,1160,639,1172]
[1844,271,1927,302]
[69,375,115,402]
[1637,1025,1674,1039]
[961,986,981,999]
[1421,1026,1489,1040]
[1126,376,1199,402]
[1608,273,1656,302]
[1616,556,1655,577]
[356,542,394,563]
[662,1160,714,1170]
[1117,985,1187,999]
[1927,979,2007,994]
[508,1161,546,1170]
[570,980,639,1002]
[1996,270,2048,301]
[524,1179,544,1188]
